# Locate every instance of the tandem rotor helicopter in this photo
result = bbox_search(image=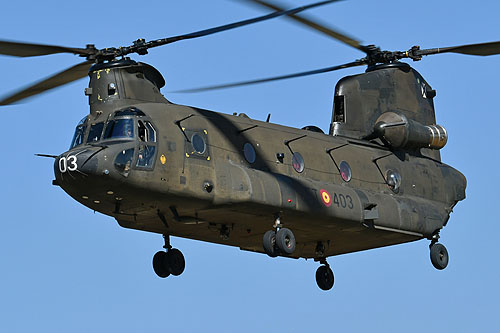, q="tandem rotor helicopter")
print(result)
[1,0,499,291]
